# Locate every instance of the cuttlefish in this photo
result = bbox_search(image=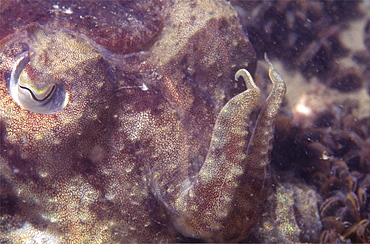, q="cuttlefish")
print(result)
[0,1,285,242]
